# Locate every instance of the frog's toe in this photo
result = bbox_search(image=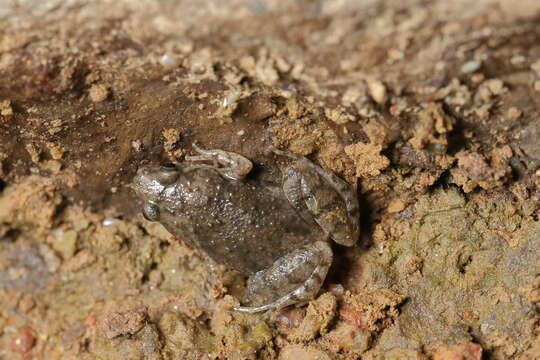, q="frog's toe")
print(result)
[234,241,332,313]
[185,144,253,180]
